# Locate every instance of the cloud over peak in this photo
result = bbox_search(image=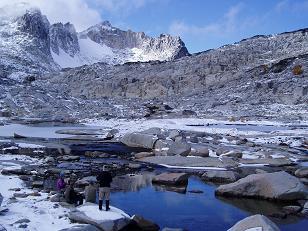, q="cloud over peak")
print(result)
[0,0,102,31]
